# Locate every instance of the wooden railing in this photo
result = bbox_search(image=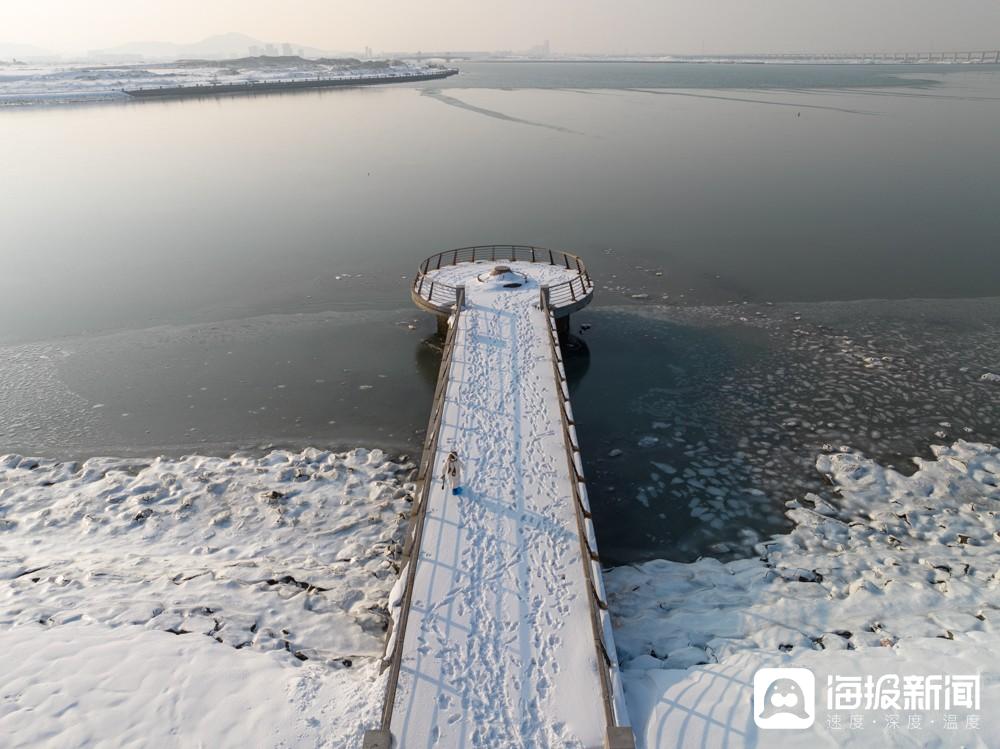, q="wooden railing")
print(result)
[412,245,593,315]
[539,287,634,747]
[375,286,465,734]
